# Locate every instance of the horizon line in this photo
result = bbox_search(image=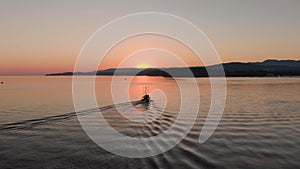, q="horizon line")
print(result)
[1,59,299,76]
